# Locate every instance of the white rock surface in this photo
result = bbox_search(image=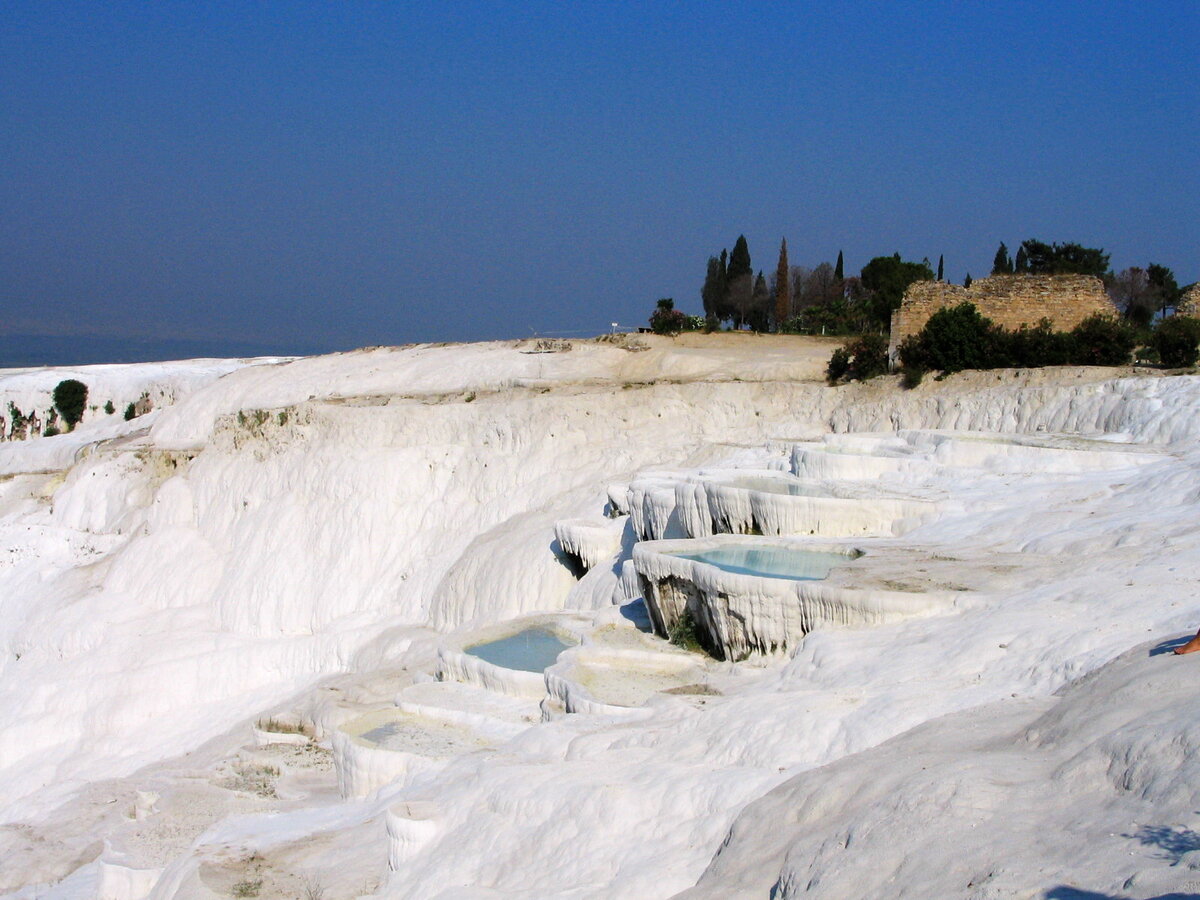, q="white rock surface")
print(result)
[2,344,1200,899]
